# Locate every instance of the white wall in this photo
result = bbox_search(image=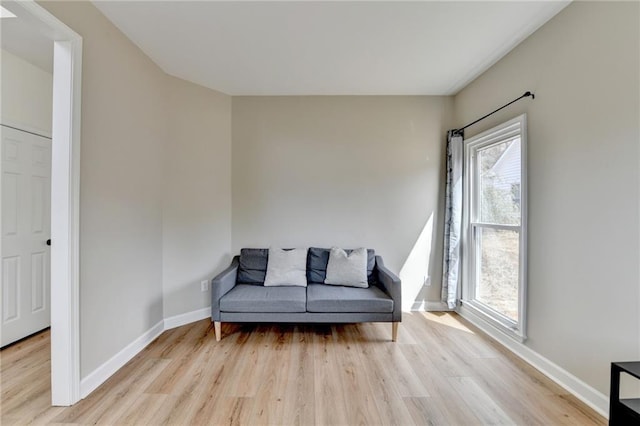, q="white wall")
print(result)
[454,1,639,396]
[0,48,52,136]
[162,76,232,317]
[42,1,168,378]
[40,1,235,378]
[232,96,453,310]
